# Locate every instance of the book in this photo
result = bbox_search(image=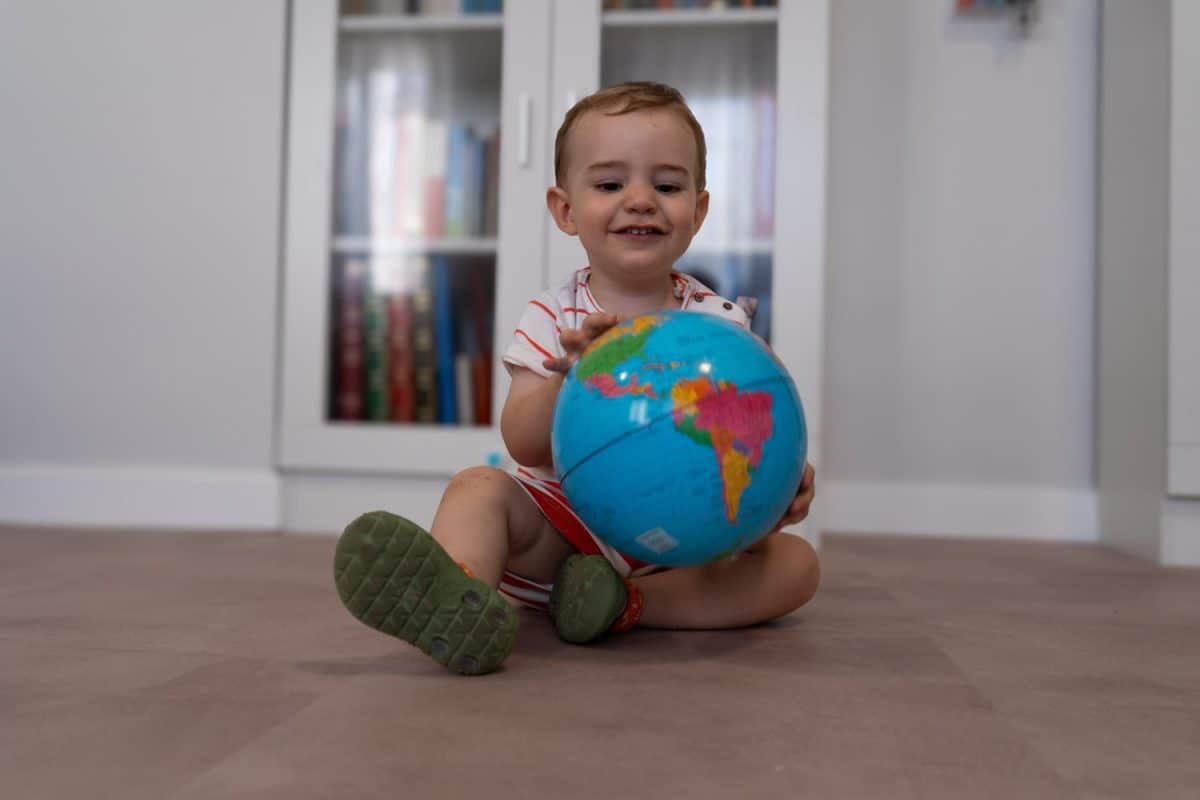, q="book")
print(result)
[444,123,470,237]
[423,117,447,237]
[387,290,416,422]
[482,128,501,236]
[393,67,430,237]
[466,260,495,425]
[472,355,492,426]
[333,257,368,420]
[469,131,487,236]
[363,279,390,421]
[409,257,439,423]
[367,69,399,236]
[731,93,755,240]
[455,352,475,424]
[753,90,776,237]
[333,60,370,235]
[432,255,458,423]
